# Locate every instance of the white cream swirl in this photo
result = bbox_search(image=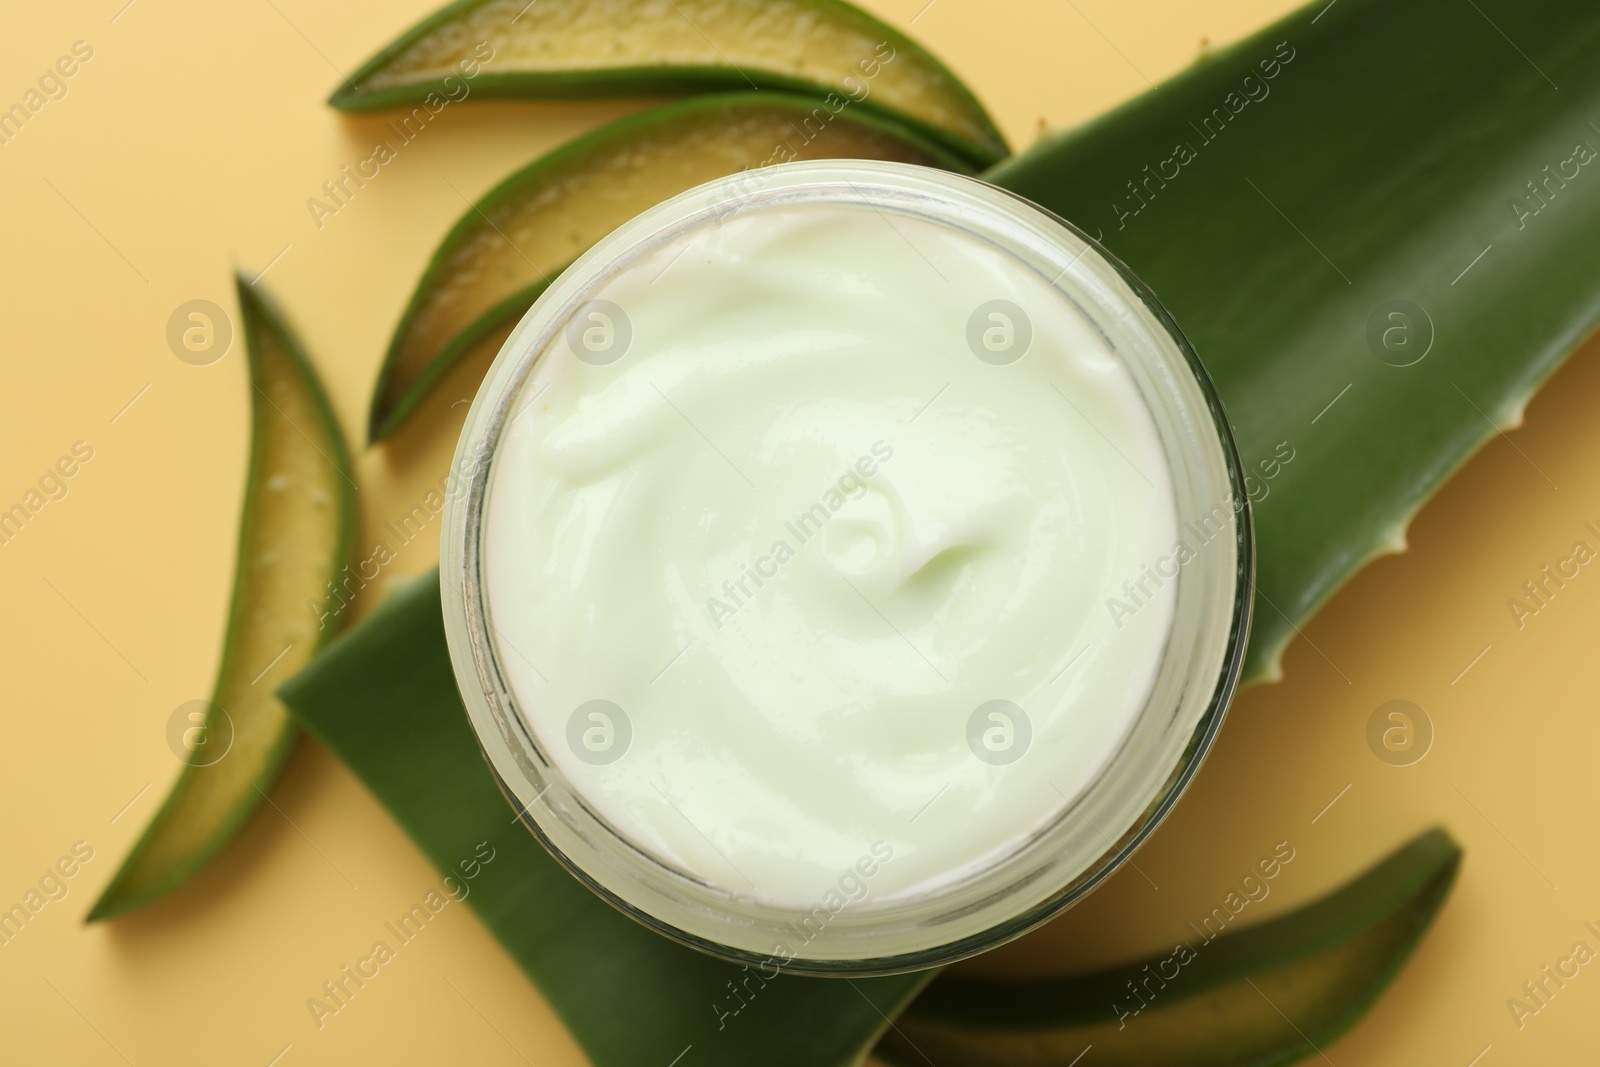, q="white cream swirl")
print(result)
[484,201,1177,908]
